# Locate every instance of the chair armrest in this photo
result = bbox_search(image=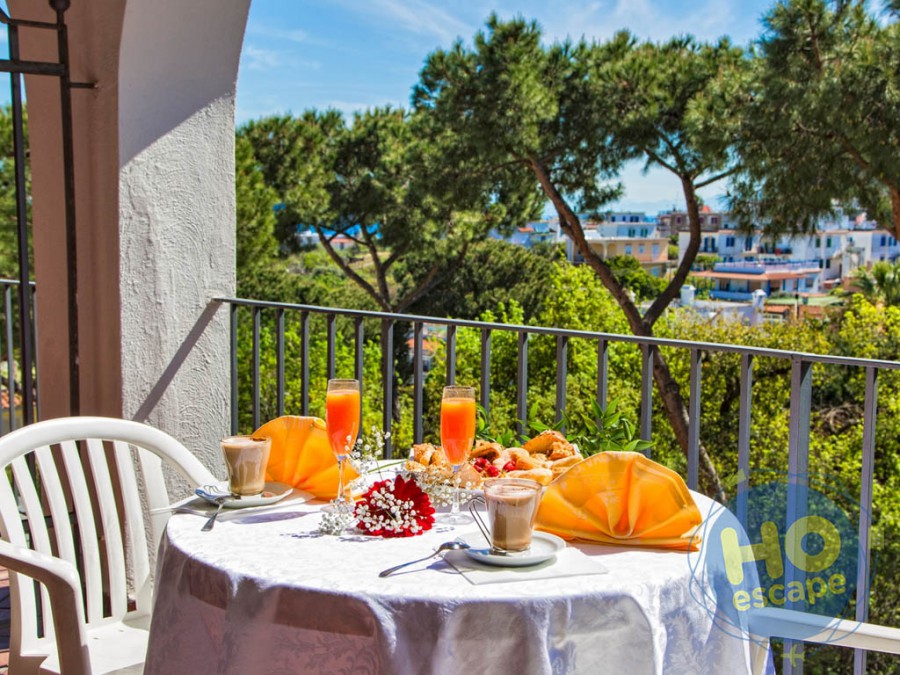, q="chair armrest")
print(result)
[748,607,900,655]
[0,539,92,675]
